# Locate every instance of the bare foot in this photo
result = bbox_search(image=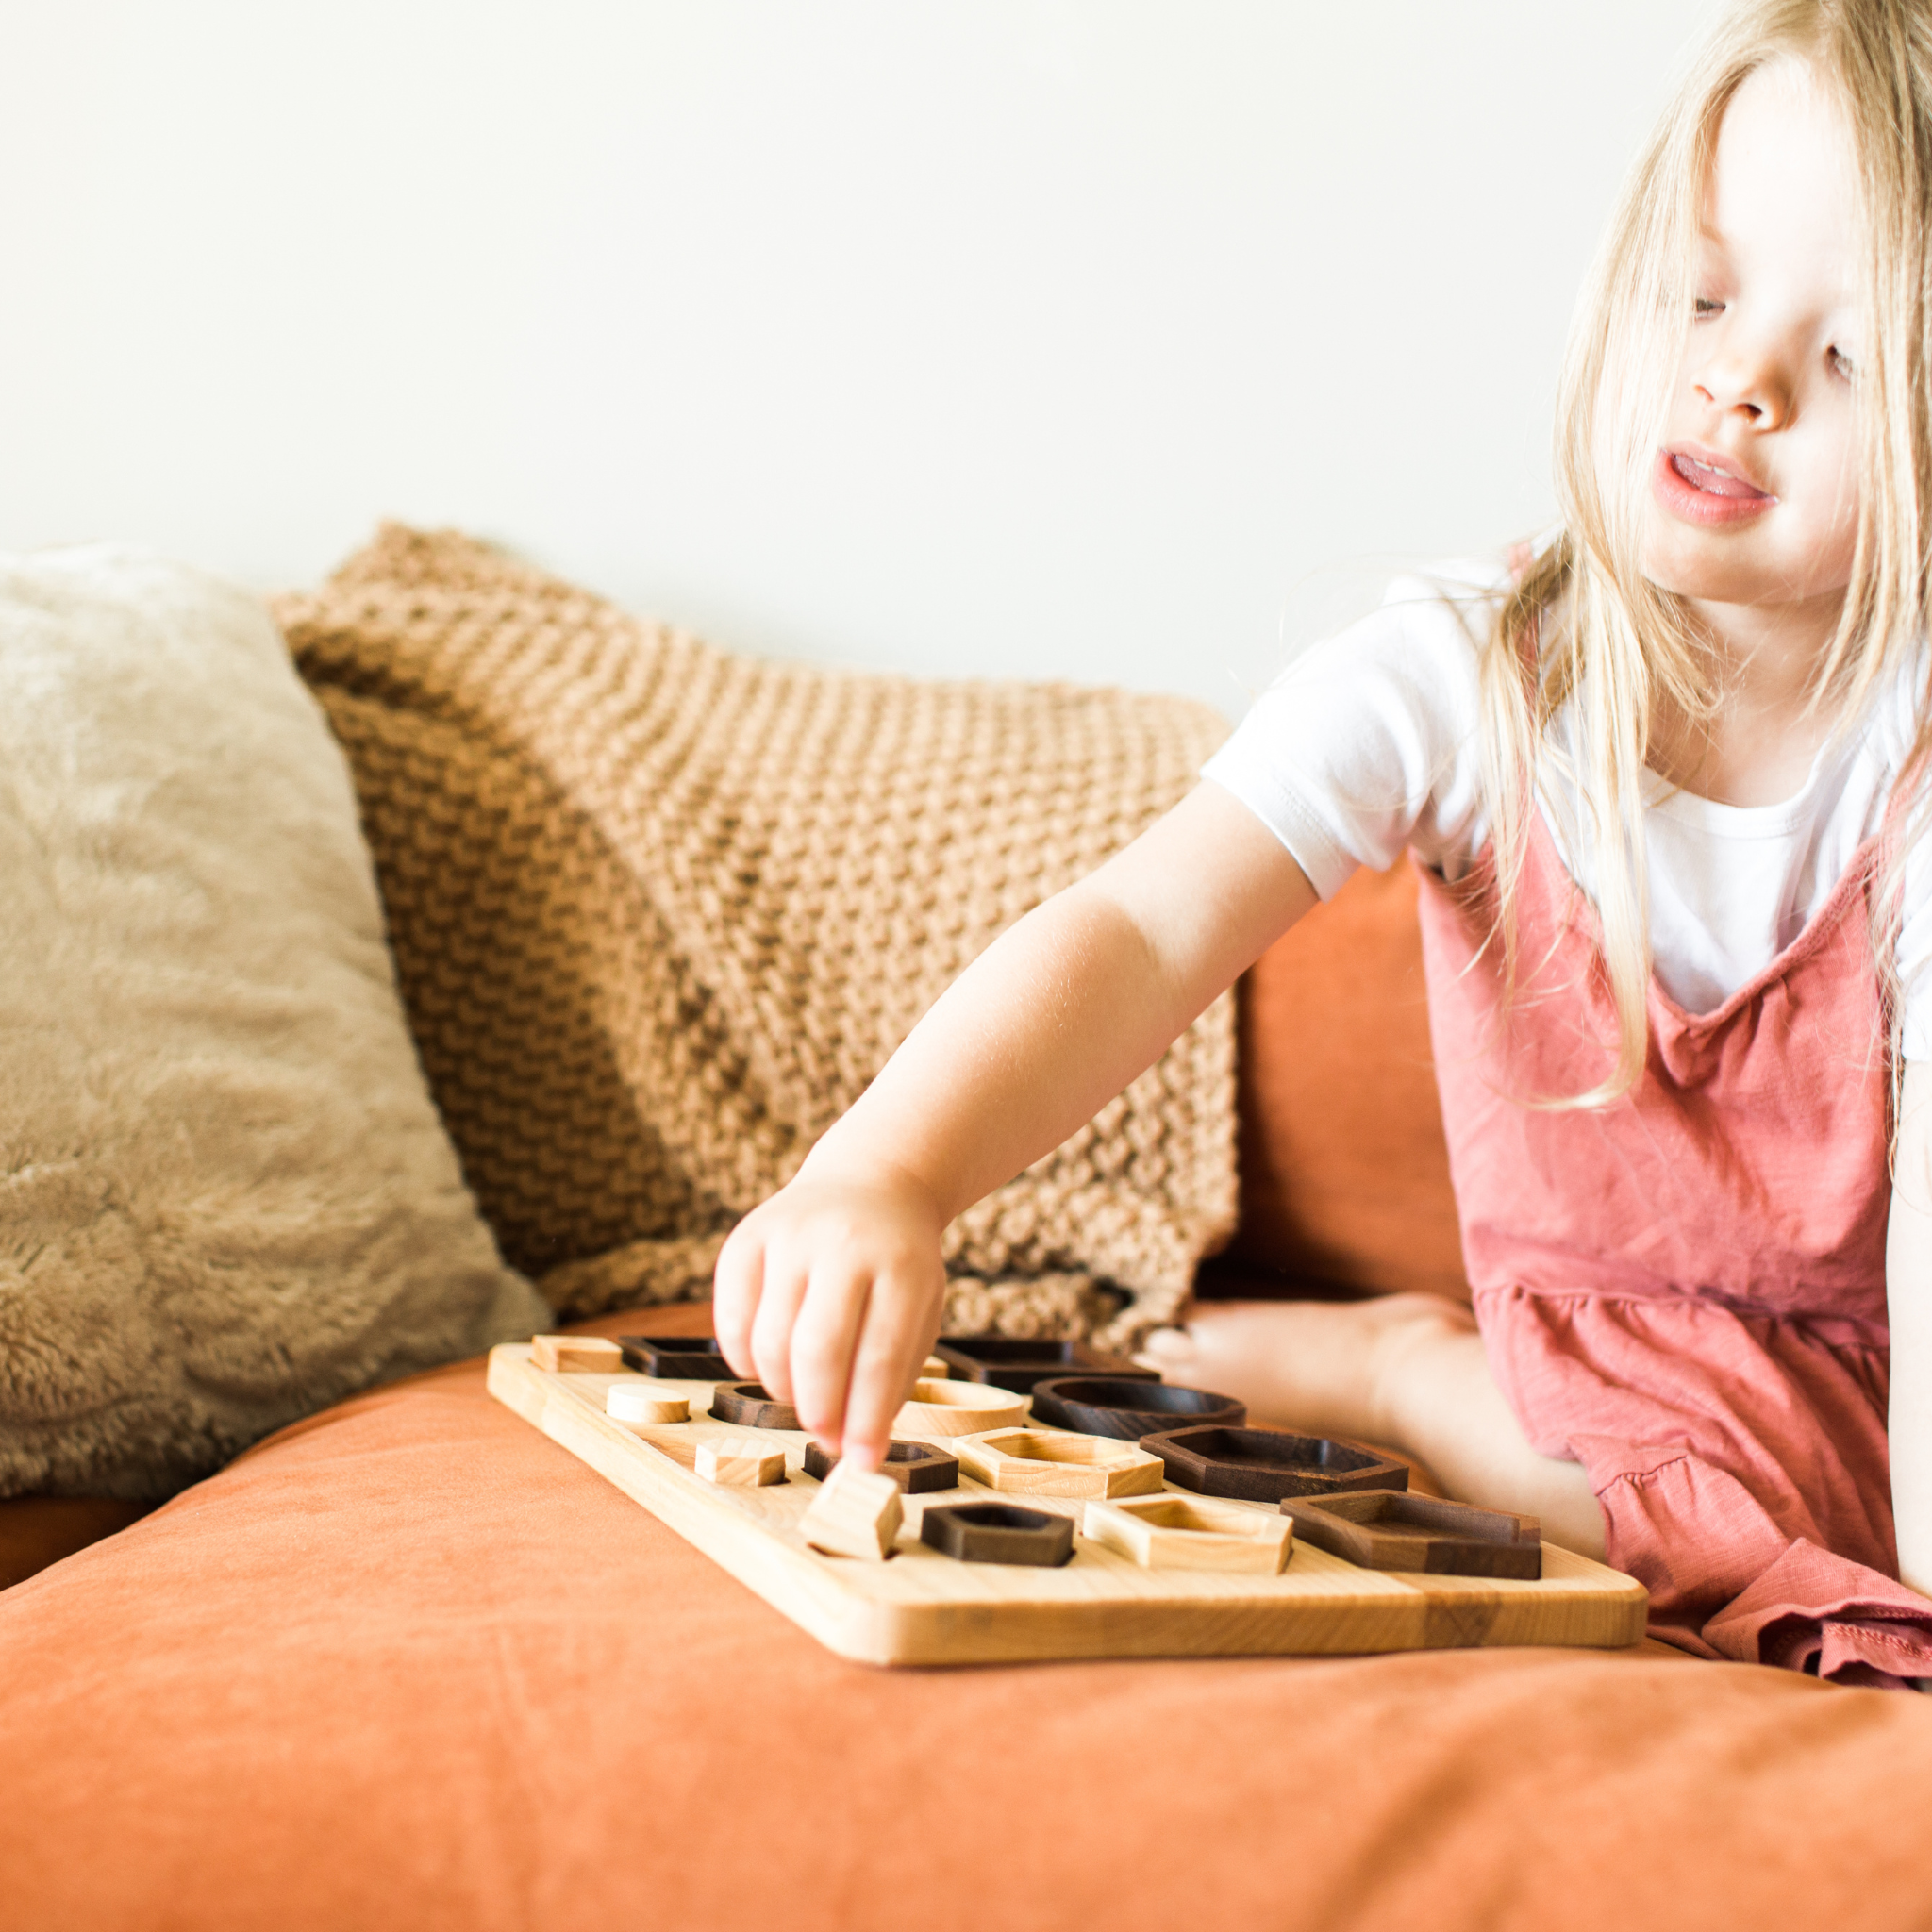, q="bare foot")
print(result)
[1138,1293,1475,1443]
[1139,1294,1607,1557]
